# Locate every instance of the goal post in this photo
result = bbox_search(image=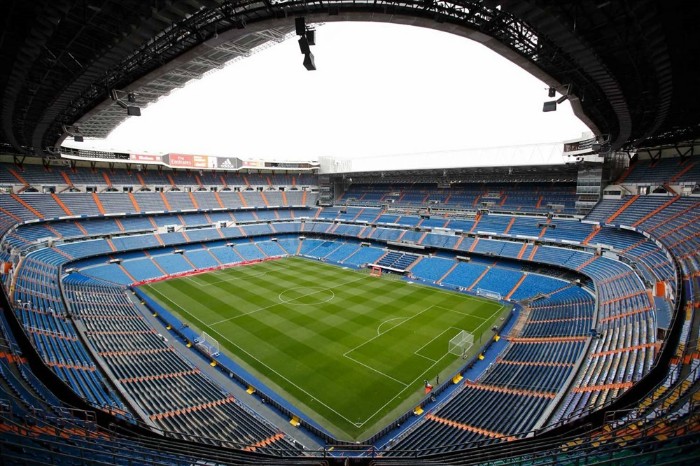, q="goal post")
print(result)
[195,331,220,357]
[370,266,382,277]
[476,288,502,301]
[449,330,474,358]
